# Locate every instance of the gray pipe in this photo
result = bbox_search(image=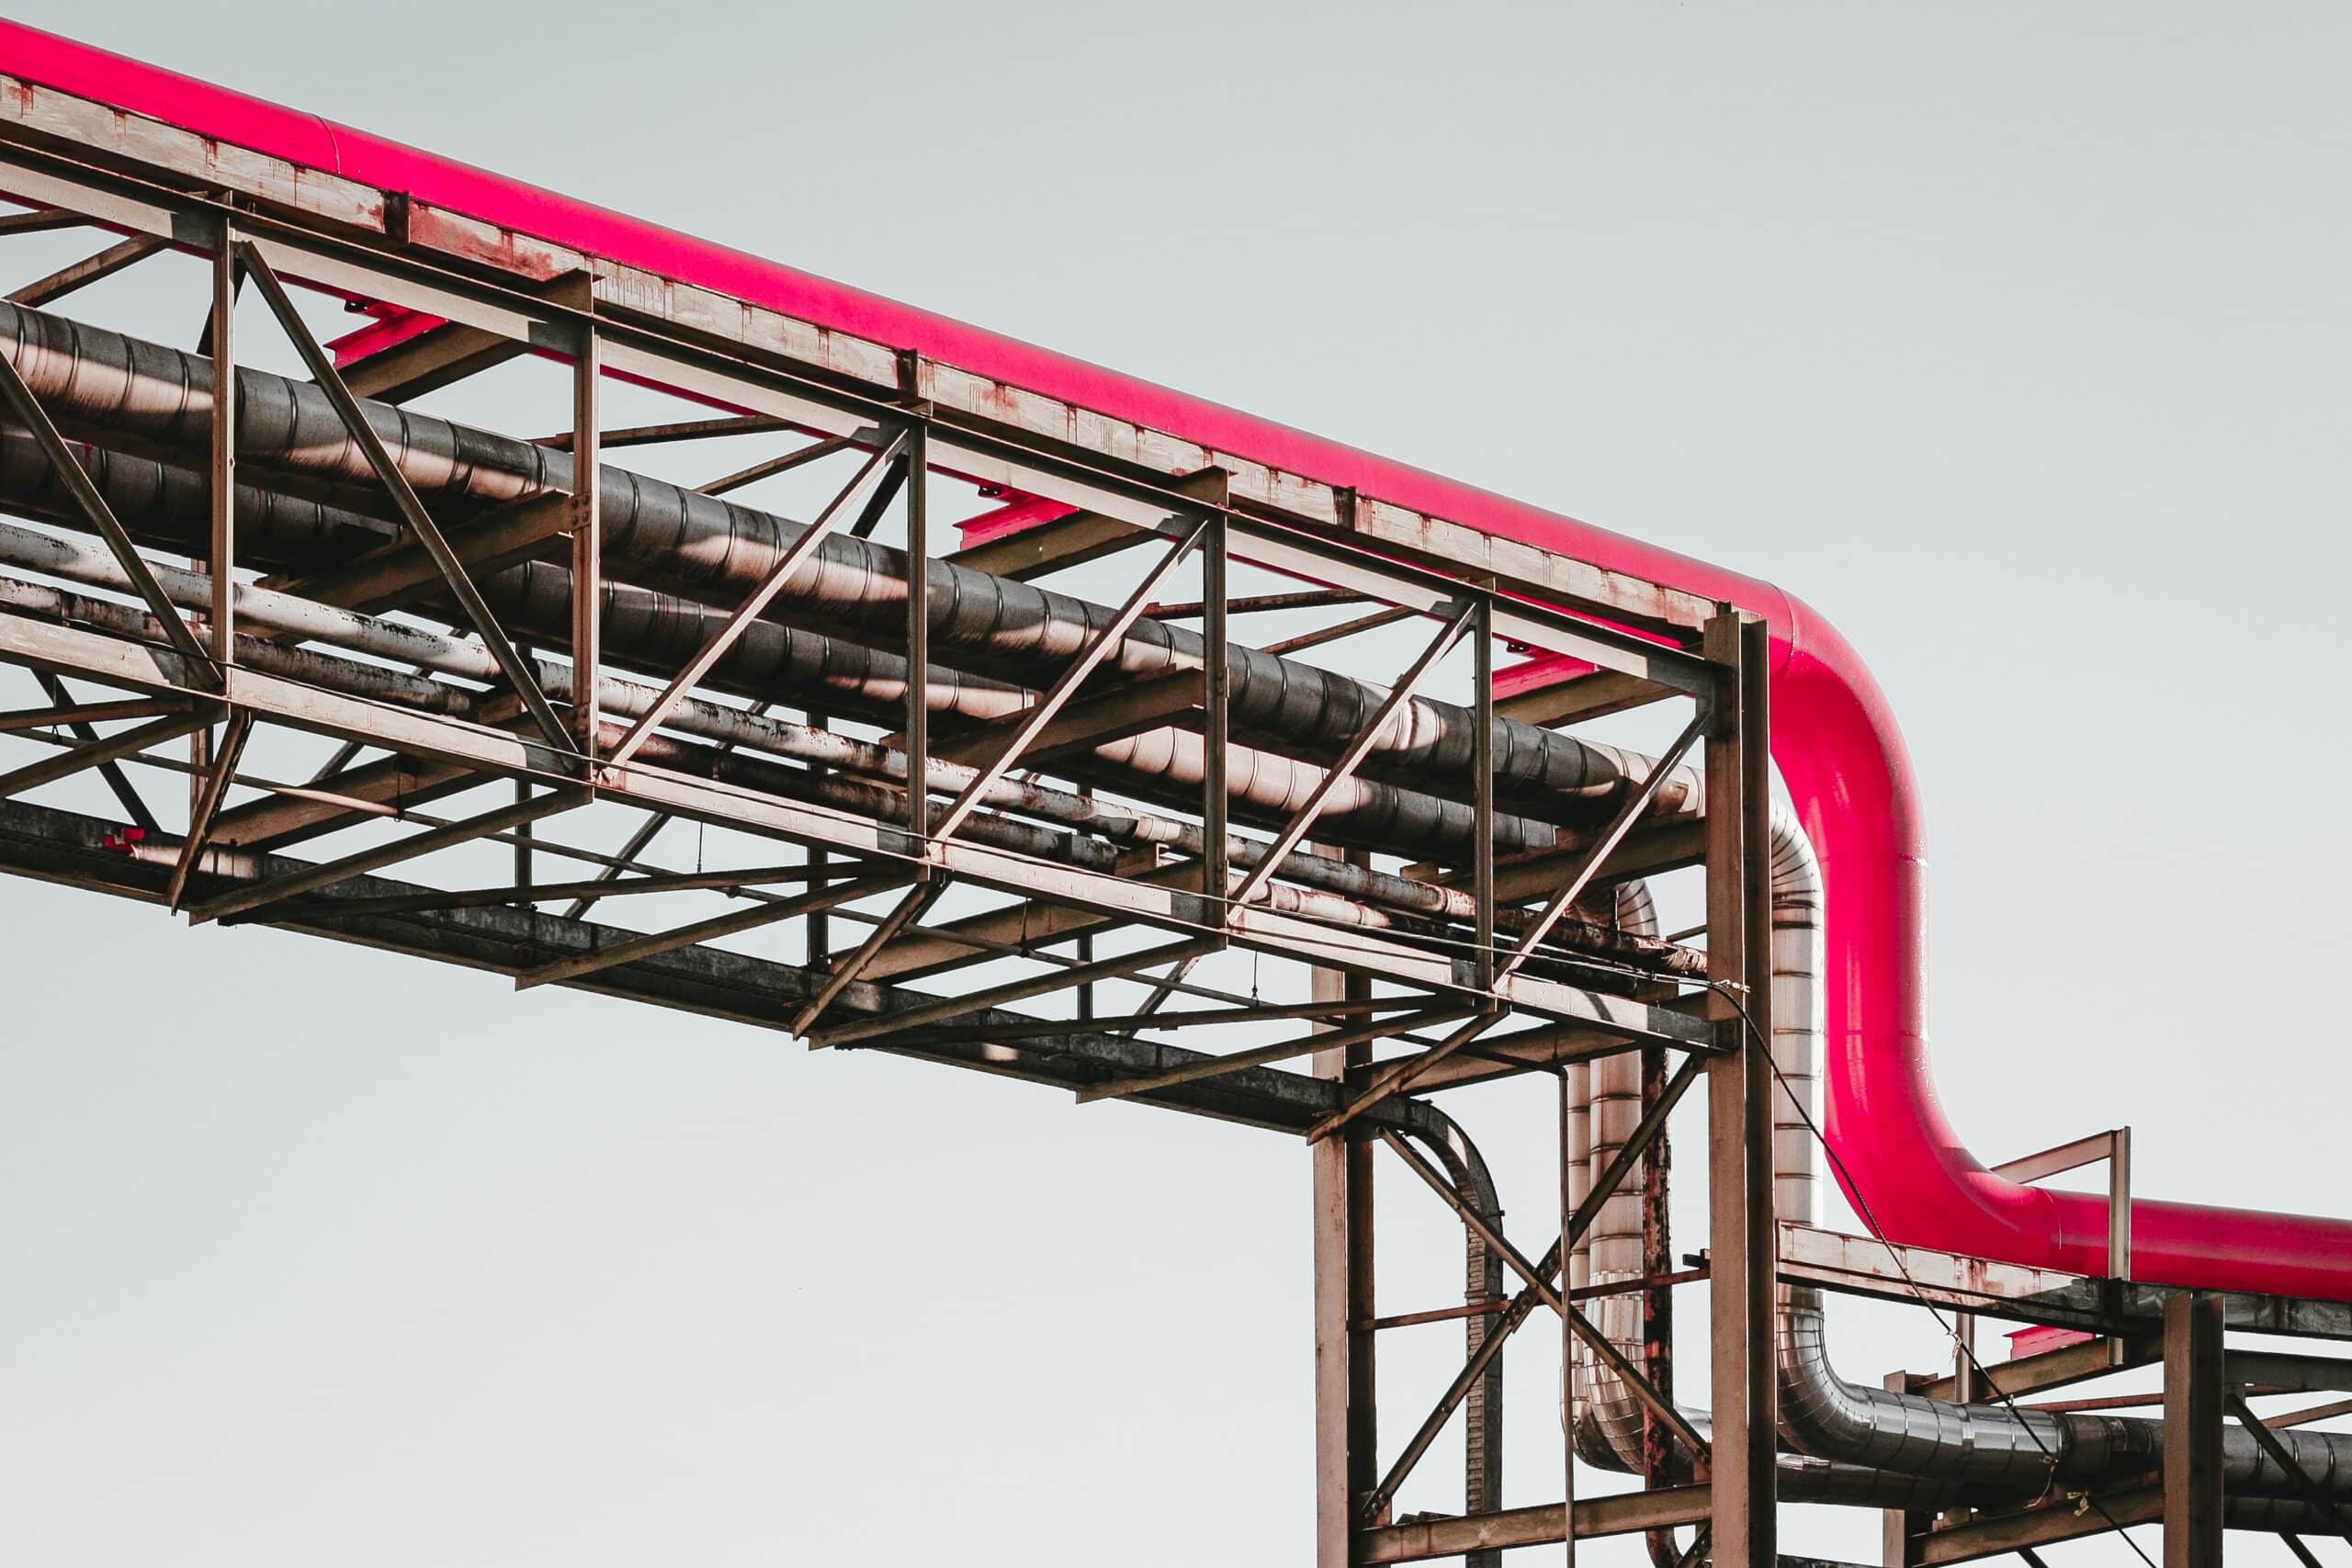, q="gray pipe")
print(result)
[0,426,1577,867]
[0,300,1698,834]
[1566,815,2352,1508]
